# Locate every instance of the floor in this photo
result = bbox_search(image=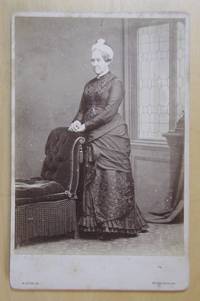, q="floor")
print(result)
[15,223,184,256]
